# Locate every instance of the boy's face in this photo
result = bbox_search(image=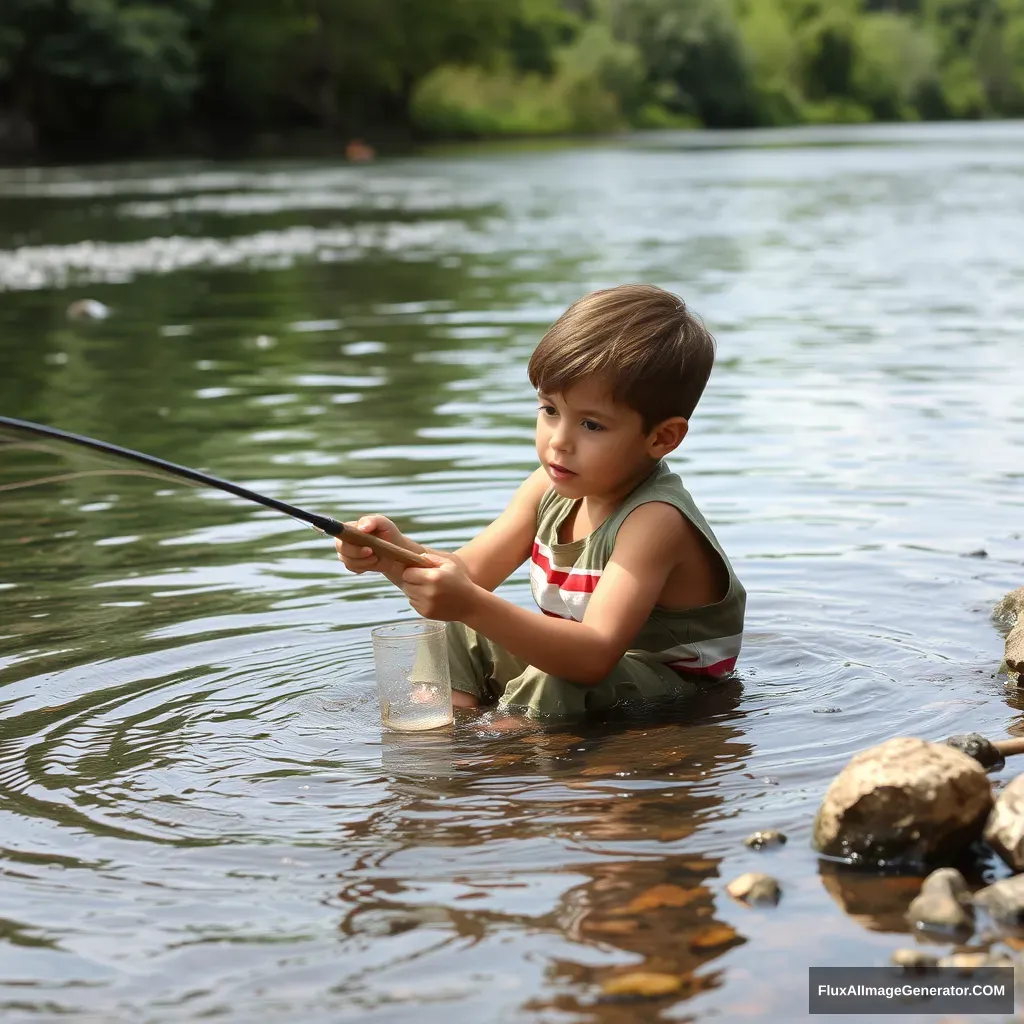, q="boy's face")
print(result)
[535,379,671,502]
